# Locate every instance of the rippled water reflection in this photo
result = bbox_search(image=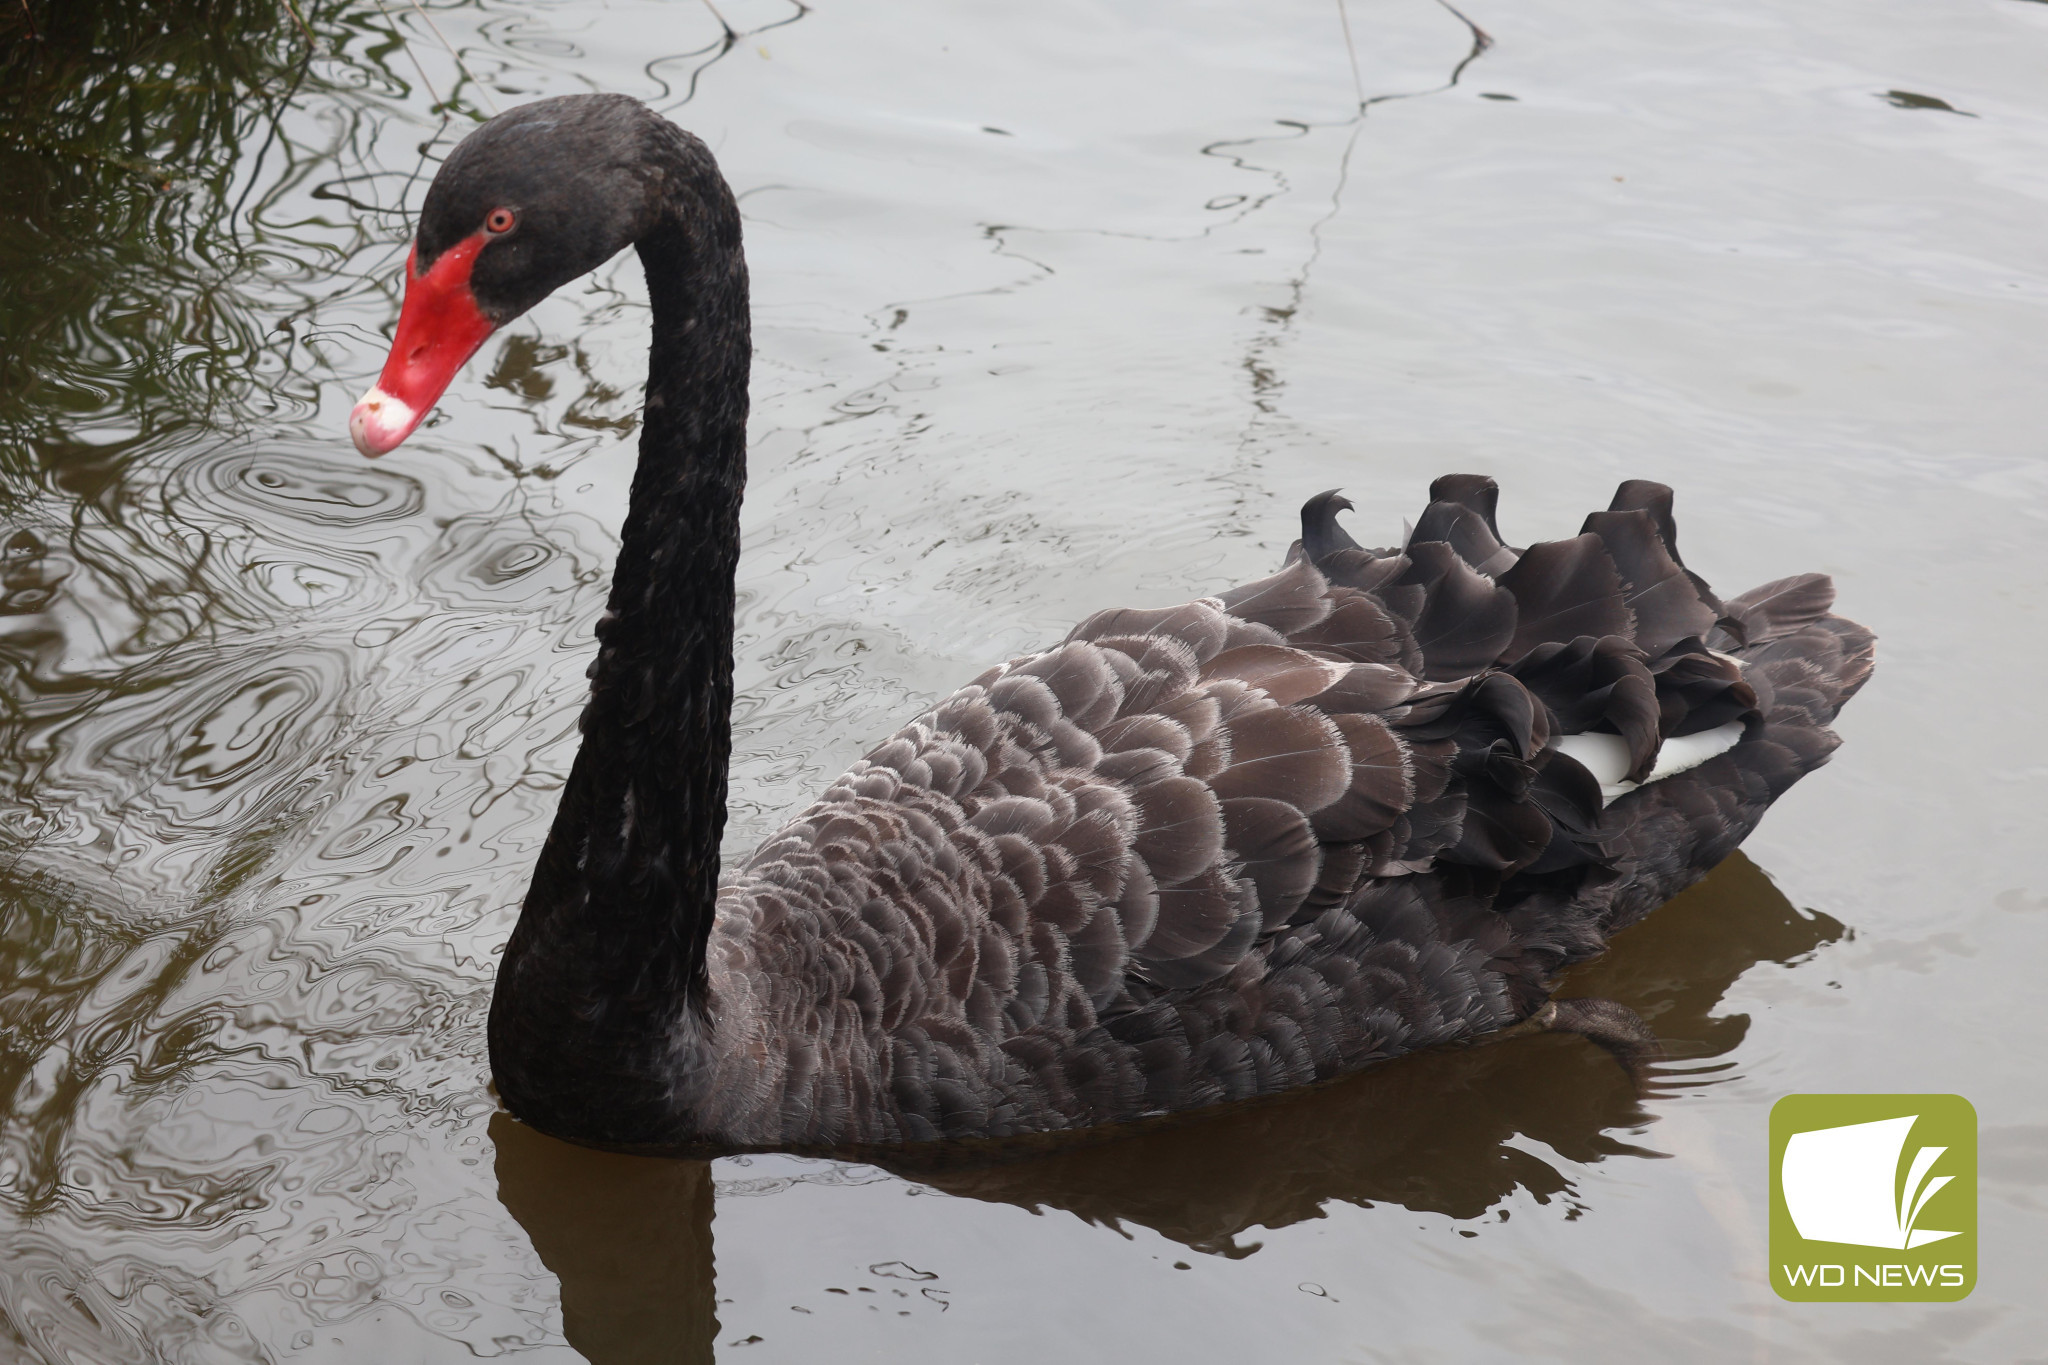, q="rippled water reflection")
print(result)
[4,0,2045,1360]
